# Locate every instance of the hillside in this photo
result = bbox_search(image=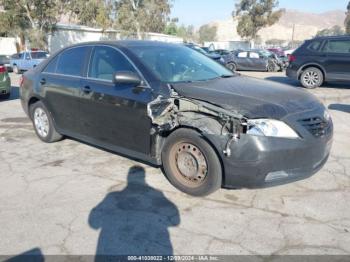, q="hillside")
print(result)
[208,10,346,42]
